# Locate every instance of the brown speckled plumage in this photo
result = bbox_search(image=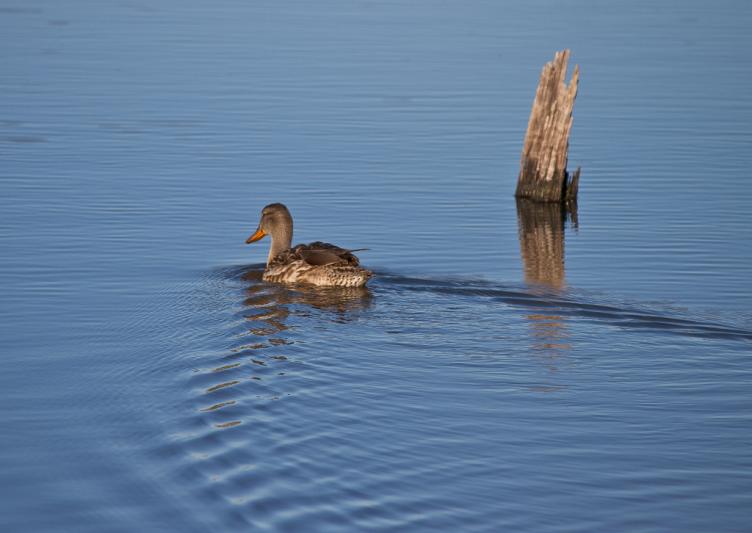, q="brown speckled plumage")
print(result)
[246,204,372,287]
[264,242,372,287]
